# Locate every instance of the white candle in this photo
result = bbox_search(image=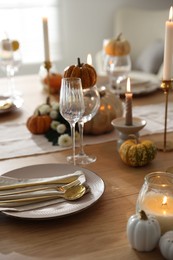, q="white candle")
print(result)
[87,53,92,65]
[125,77,133,125]
[163,6,173,80]
[141,192,173,233]
[42,16,50,62]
